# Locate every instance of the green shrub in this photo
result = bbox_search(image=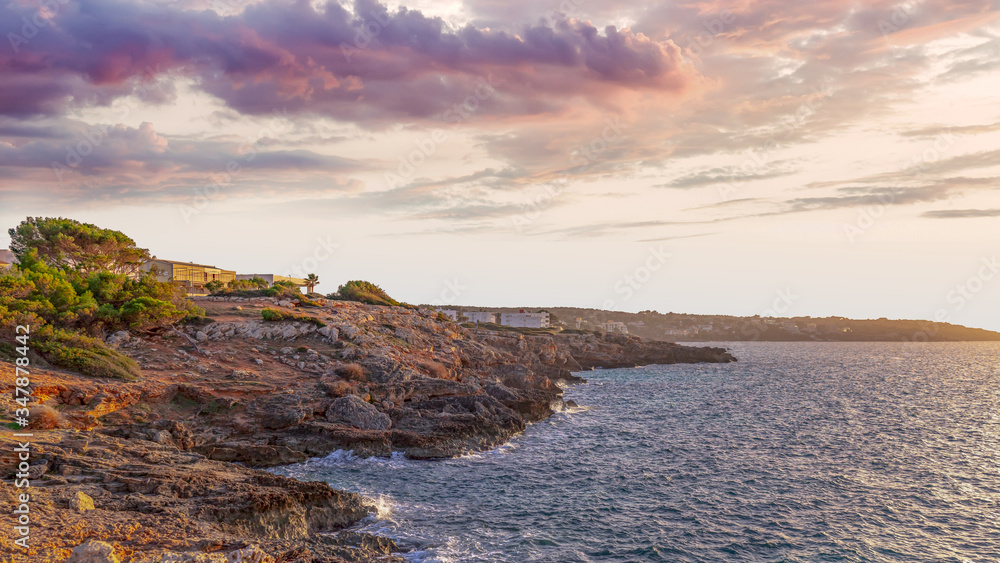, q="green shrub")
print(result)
[227,277,268,291]
[34,329,140,381]
[214,282,301,300]
[297,296,322,307]
[328,280,400,306]
[204,280,224,294]
[261,308,326,327]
